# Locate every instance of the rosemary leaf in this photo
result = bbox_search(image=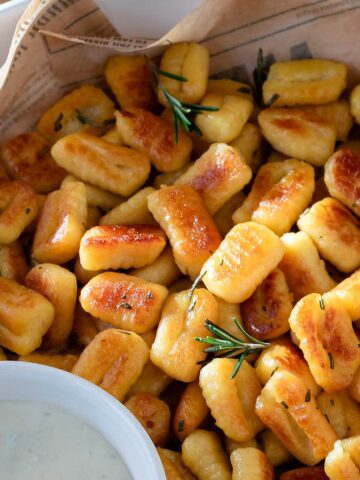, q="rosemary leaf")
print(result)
[328,352,335,369]
[238,86,252,94]
[177,419,185,432]
[159,70,188,82]
[230,353,246,379]
[305,389,311,402]
[319,297,325,310]
[120,302,132,310]
[54,112,63,132]
[265,93,280,107]
[281,400,289,409]
[75,109,115,128]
